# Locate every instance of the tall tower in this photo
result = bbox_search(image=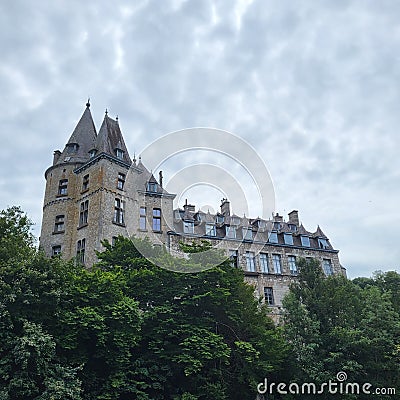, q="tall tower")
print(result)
[40,101,175,266]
